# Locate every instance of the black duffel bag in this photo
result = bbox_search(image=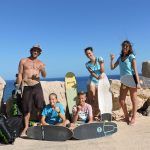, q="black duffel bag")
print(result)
[0,114,23,144]
[0,115,15,144]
